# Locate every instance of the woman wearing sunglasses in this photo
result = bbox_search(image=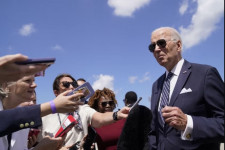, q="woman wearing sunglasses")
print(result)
[88,88,117,113]
[88,88,126,150]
